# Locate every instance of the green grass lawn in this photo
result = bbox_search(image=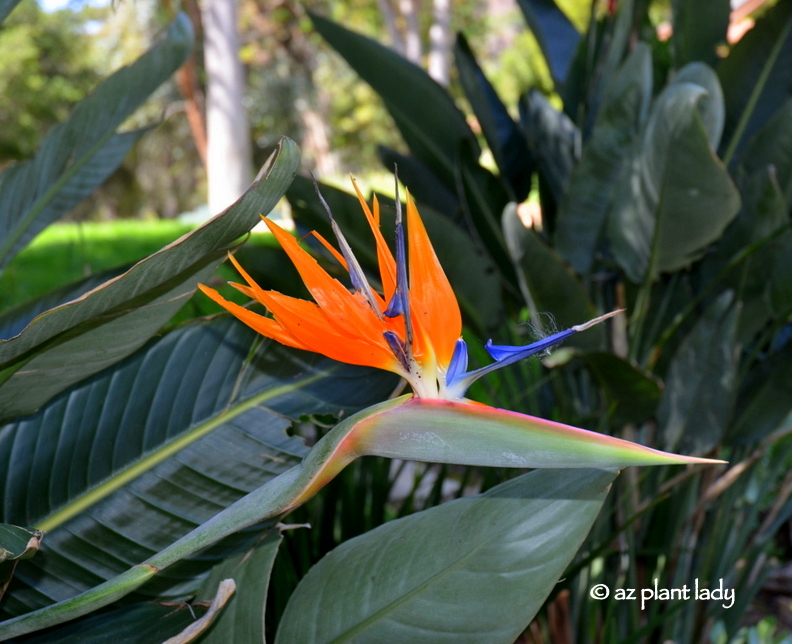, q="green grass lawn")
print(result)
[1,220,197,311]
[0,219,303,333]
